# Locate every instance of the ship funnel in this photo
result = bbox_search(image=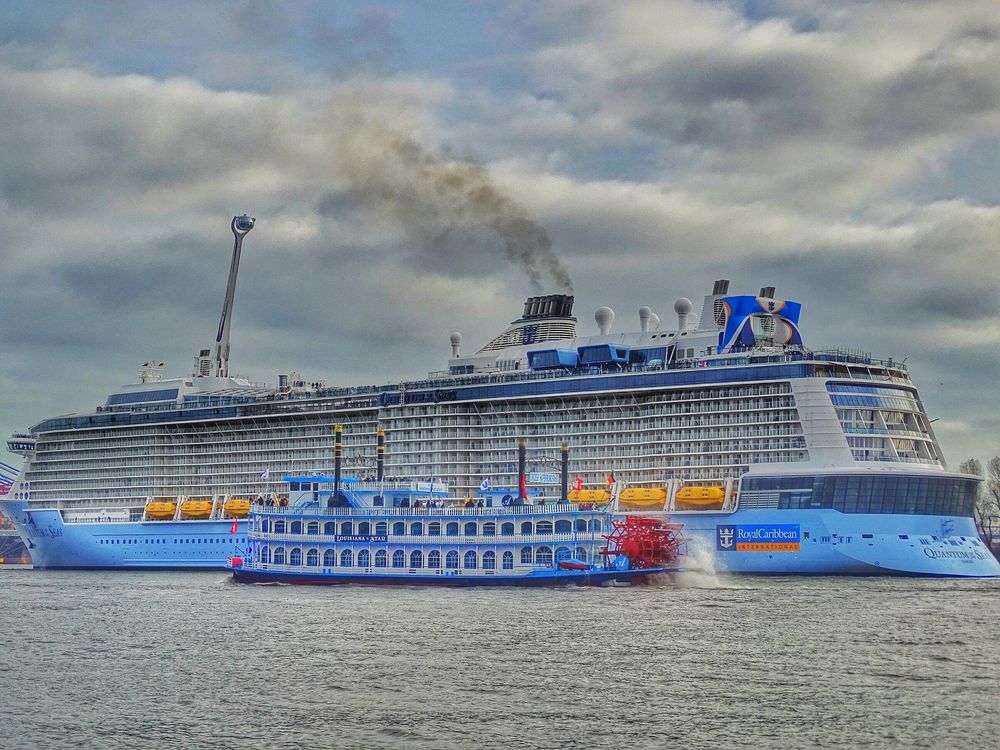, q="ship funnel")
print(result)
[450,331,462,358]
[595,306,615,335]
[713,279,730,295]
